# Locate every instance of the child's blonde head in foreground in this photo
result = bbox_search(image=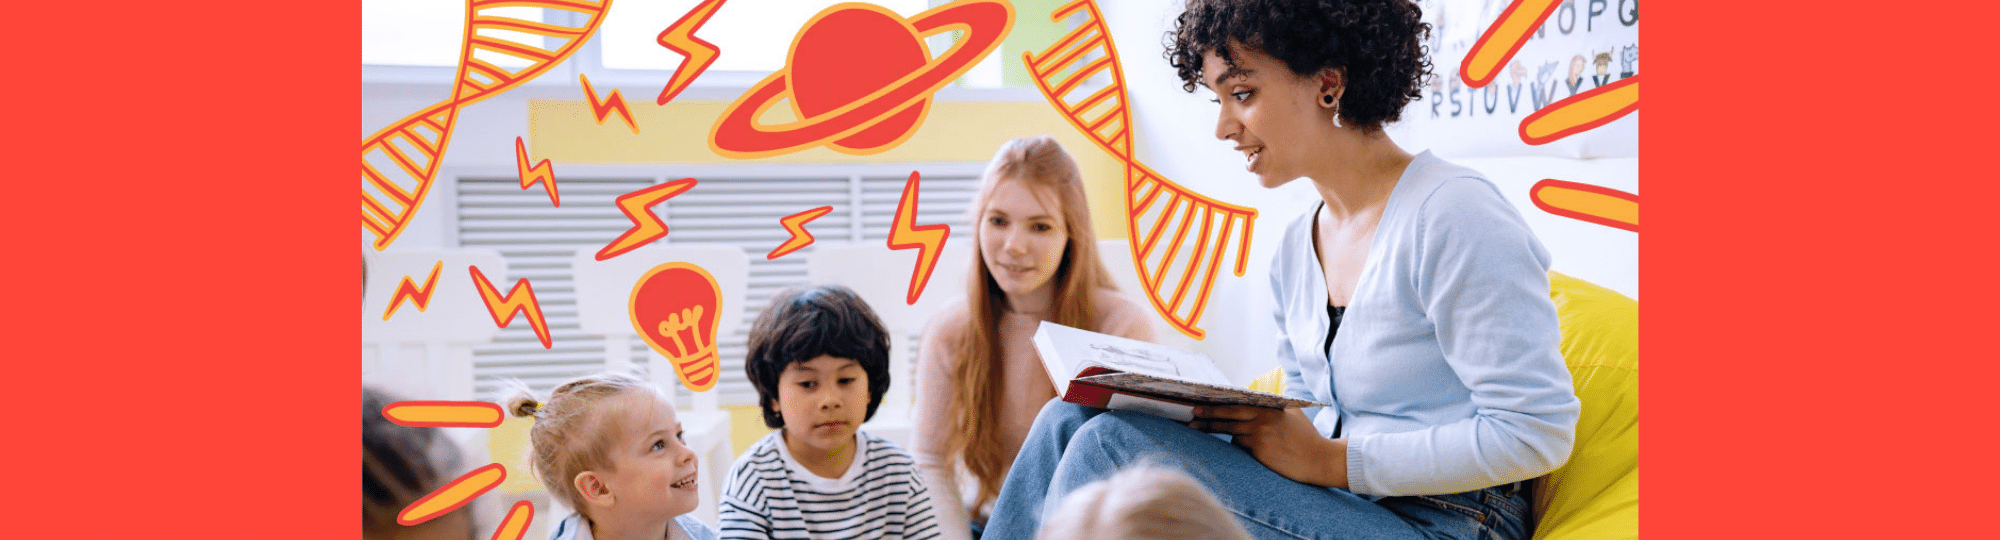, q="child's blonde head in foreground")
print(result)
[1037,464,1253,540]
[504,372,699,525]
